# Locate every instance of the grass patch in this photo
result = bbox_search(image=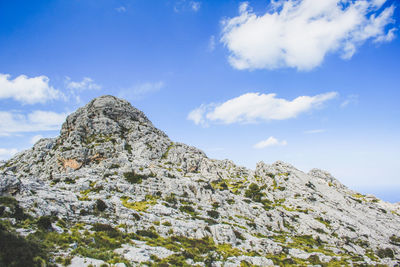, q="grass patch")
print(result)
[121,195,158,212]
